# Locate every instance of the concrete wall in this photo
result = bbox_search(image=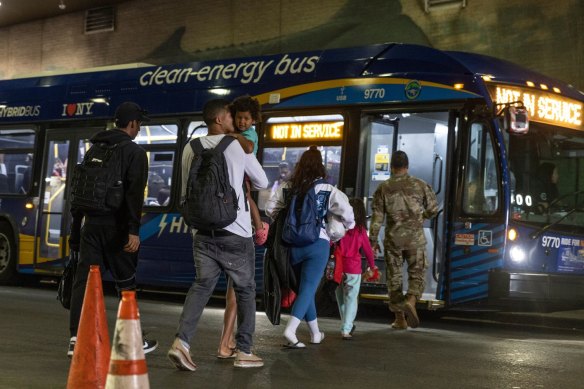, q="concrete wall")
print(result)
[0,0,581,90]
